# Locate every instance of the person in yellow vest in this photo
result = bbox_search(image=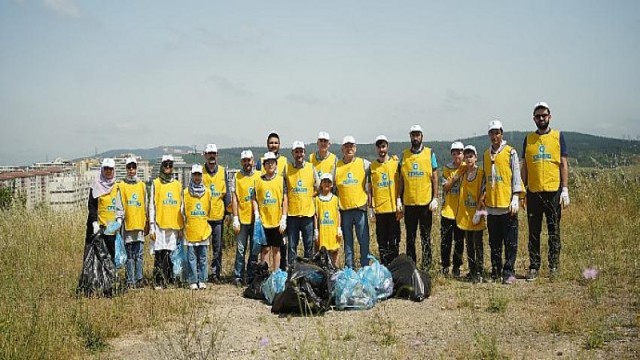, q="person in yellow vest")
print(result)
[335,135,371,268]
[231,150,260,286]
[314,173,342,266]
[482,120,523,285]
[310,131,337,180]
[452,145,486,283]
[285,141,320,266]
[440,141,466,278]
[255,131,288,270]
[521,102,569,281]
[148,155,184,289]
[367,135,401,266]
[202,143,230,283]
[397,125,439,270]
[117,157,147,289]
[253,152,288,272]
[86,158,123,264]
[182,164,212,290]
